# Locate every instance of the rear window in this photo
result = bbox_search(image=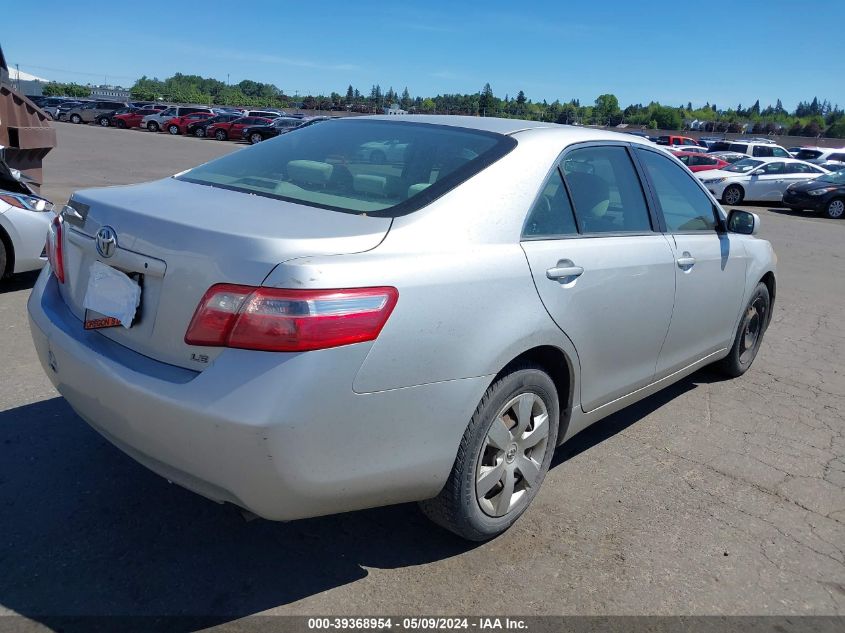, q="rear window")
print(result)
[729,143,749,154]
[795,149,822,160]
[708,142,732,153]
[177,119,516,216]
